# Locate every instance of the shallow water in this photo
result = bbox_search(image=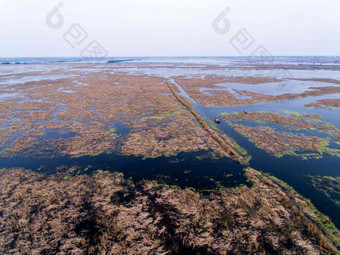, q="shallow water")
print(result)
[0,92,22,101]
[0,151,248,190]
[162,65,340,226]
[213,80,339,96]
[0,74,75,86]
[170,77,340,226]
[1,57,340,228]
